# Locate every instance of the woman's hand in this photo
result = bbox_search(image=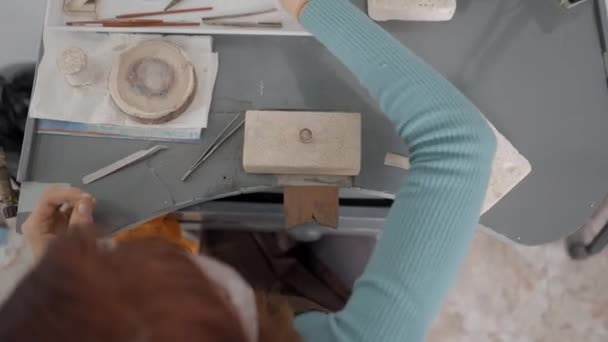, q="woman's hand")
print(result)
[22,187,96,258]
[276,0,309,19]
